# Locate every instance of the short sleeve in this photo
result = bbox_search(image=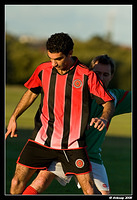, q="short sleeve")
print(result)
[88,71,114,104]
[24,65,42,94]
[114,90,131,116]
